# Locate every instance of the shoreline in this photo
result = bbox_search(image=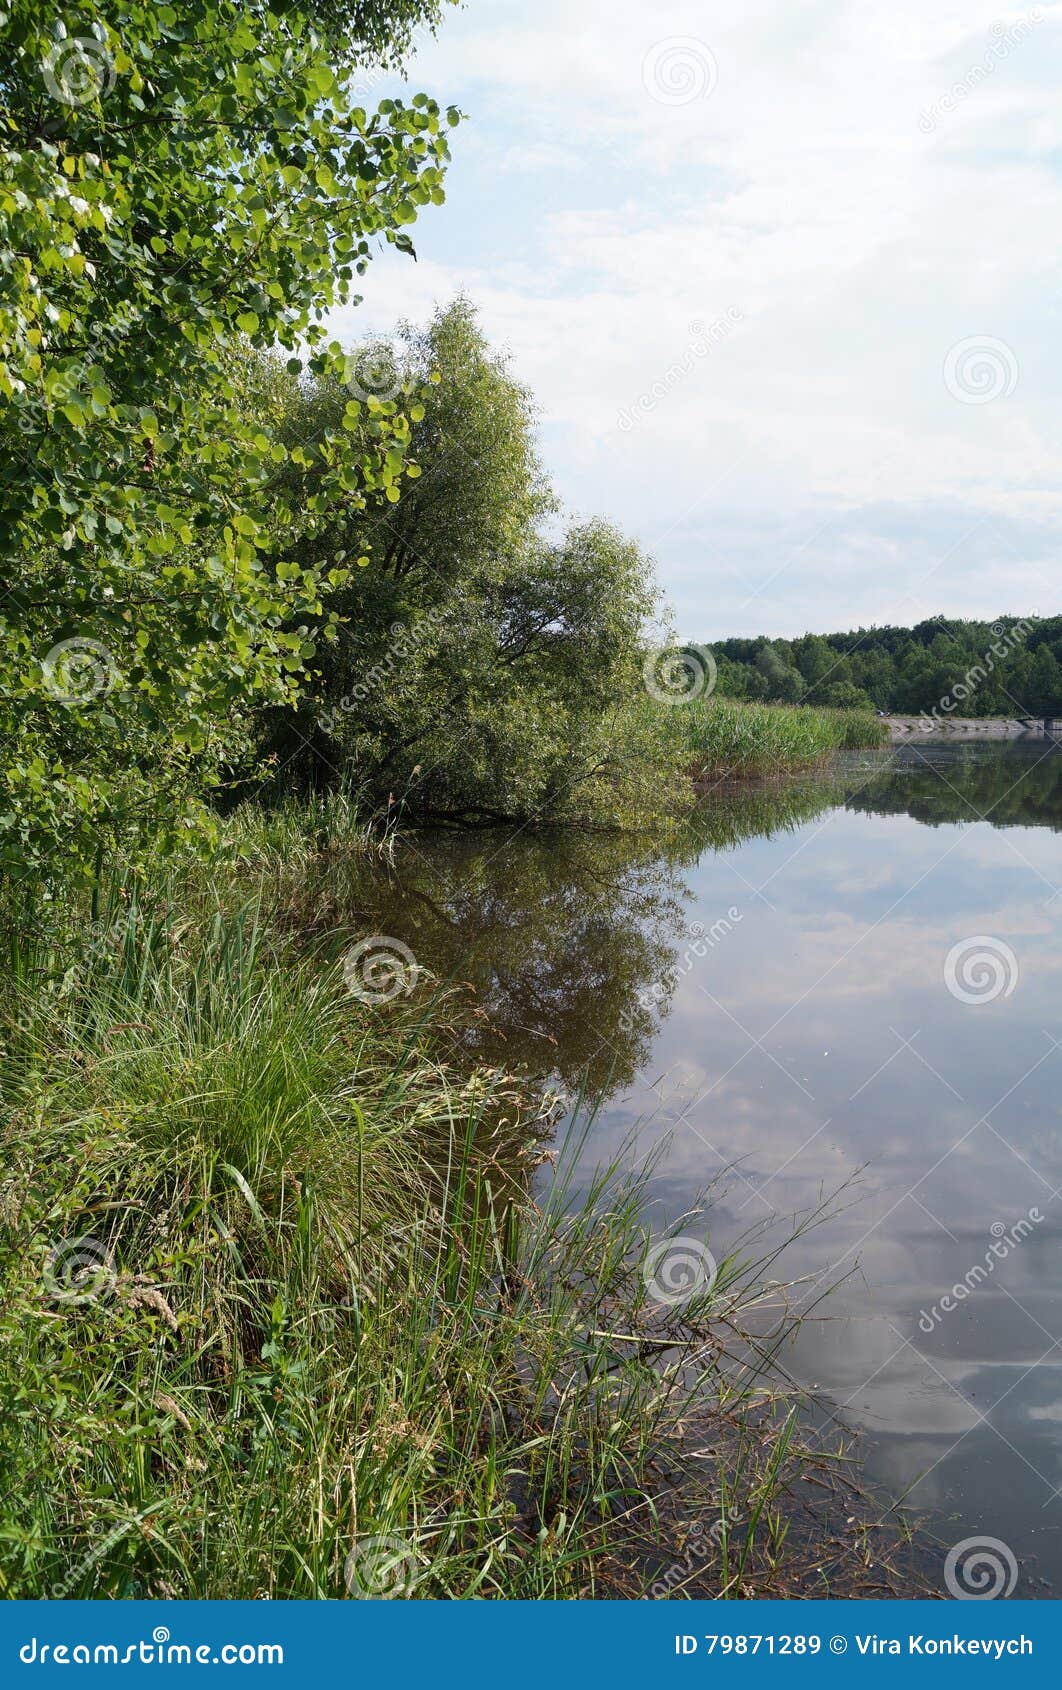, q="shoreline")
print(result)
[886,716,1056,741]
